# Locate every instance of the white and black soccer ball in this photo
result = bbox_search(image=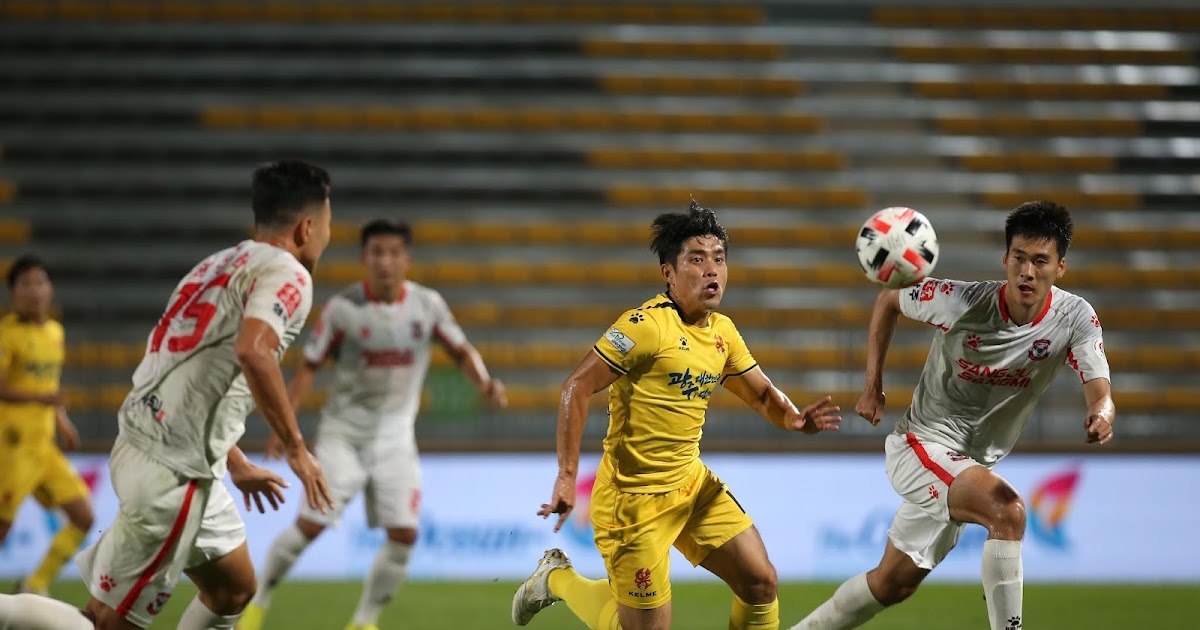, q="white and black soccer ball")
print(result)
[855,207,939,288]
